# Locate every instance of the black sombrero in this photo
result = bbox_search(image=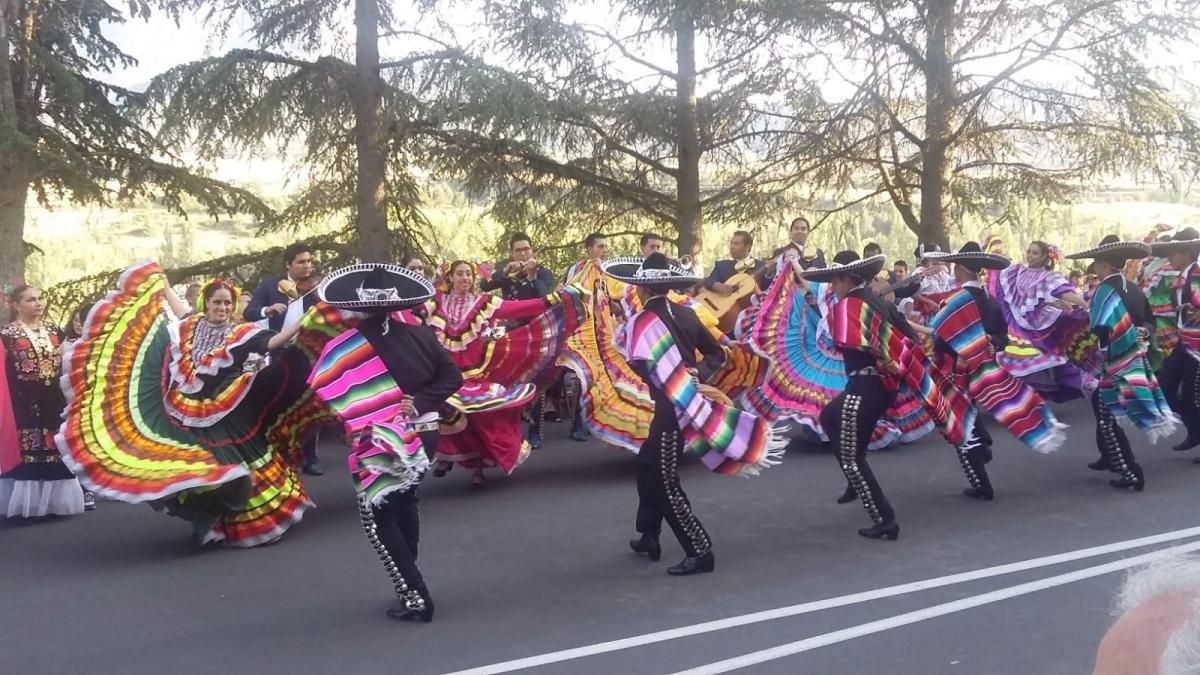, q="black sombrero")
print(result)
[602,253,700,290]
[319,263,435,312]
[799,251,885,283]
[1150,227,1200,257]
[914,242,943,260]
[1064,235,1151,264]
[925,241,1010,272]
